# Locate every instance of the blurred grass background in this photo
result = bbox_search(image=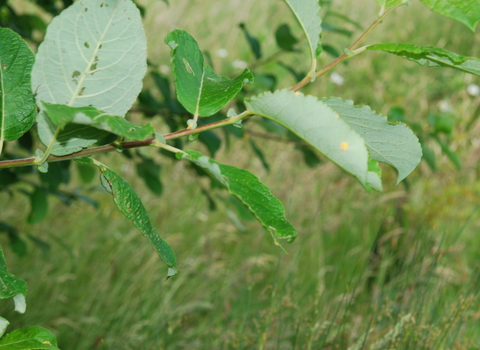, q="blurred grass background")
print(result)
[2,0,480,349]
